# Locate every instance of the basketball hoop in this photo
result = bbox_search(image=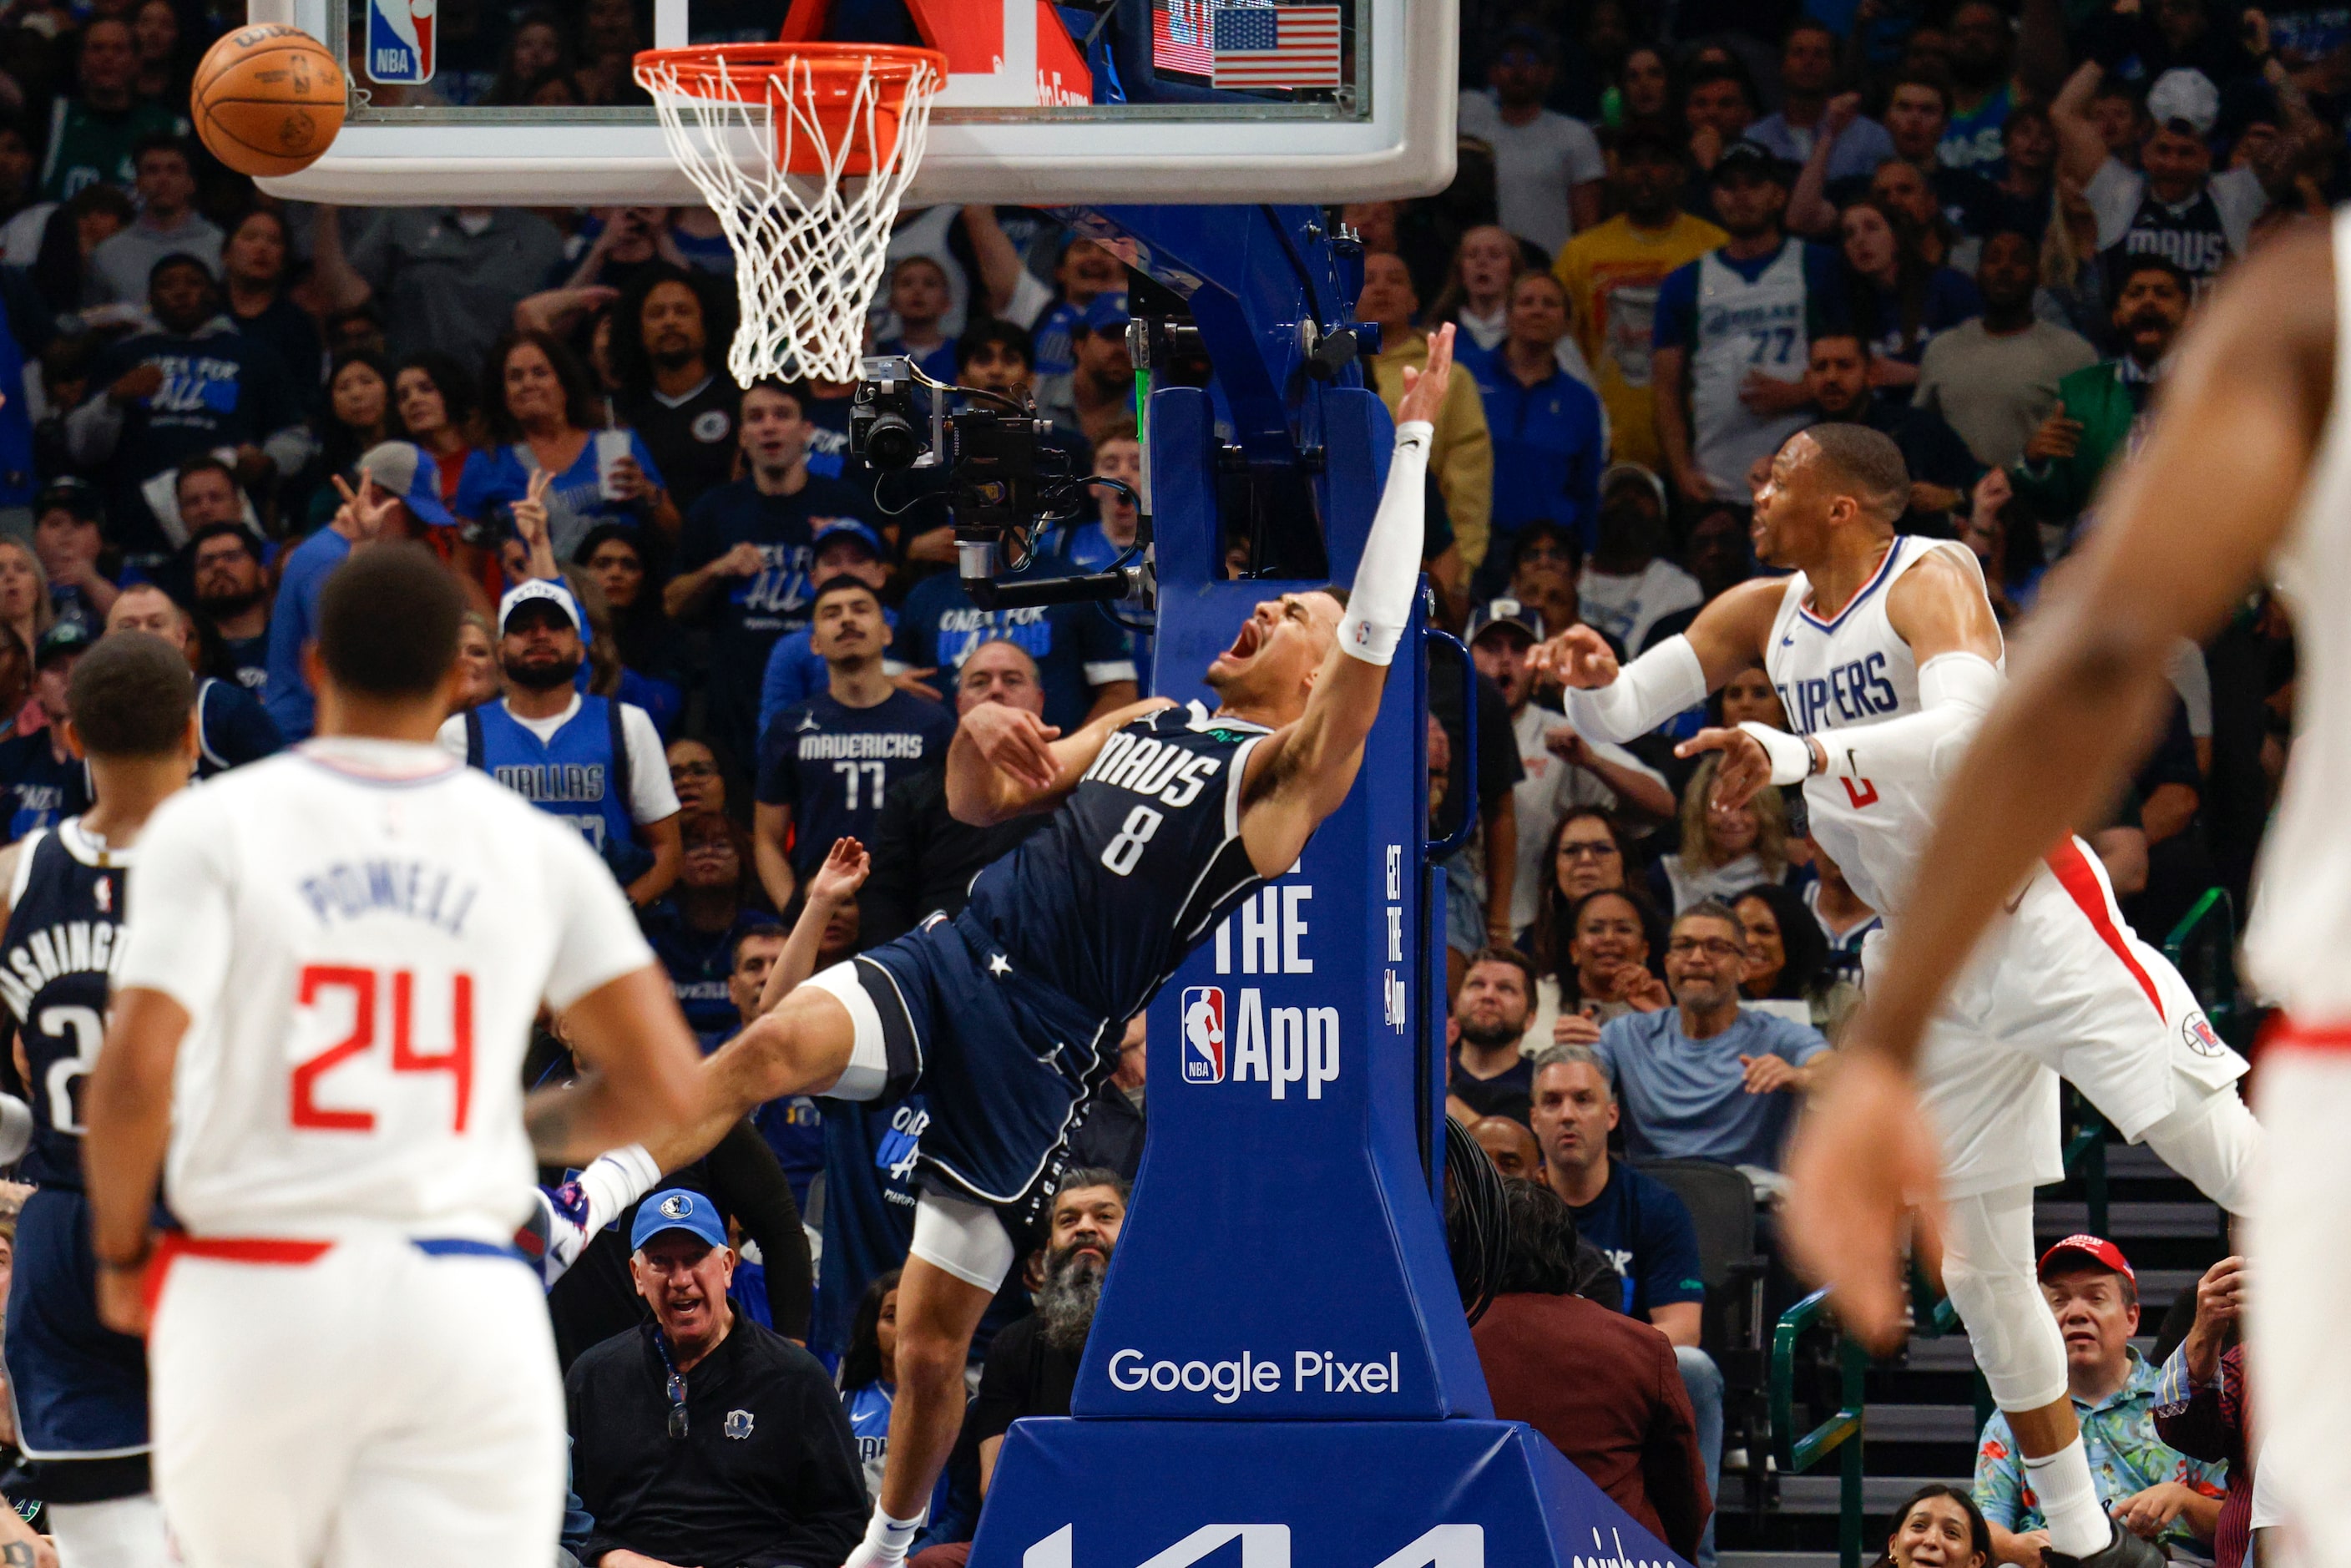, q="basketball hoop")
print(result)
[633,43,950,384]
